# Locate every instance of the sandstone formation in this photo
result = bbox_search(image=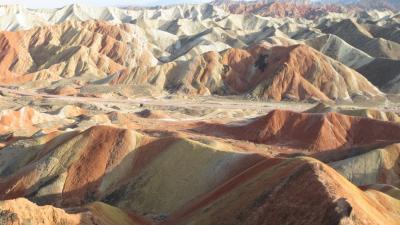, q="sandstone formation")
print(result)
[1,124,399,224]
[0,1,400,225]
[195,109,400,151]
